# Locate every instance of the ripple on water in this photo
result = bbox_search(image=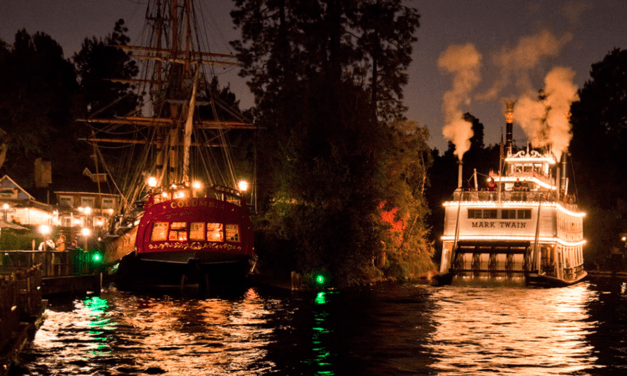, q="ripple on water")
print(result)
[11,279,627,375]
